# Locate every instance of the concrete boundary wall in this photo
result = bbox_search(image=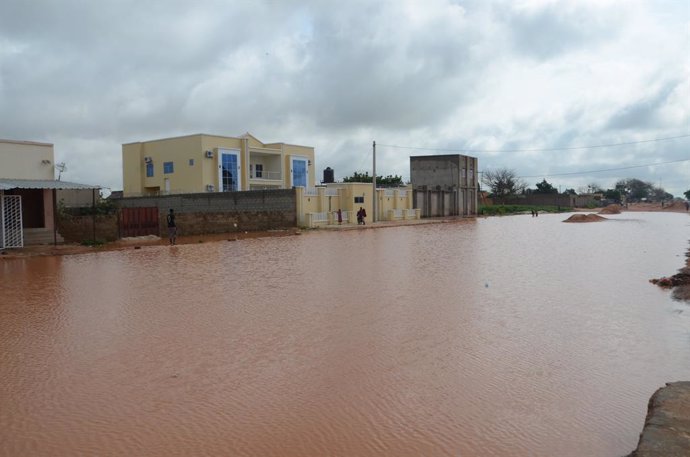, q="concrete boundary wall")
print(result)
[500,194,598,207]
[413,188,477,218]
[58,214,119,243]
[116,189,297,235]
